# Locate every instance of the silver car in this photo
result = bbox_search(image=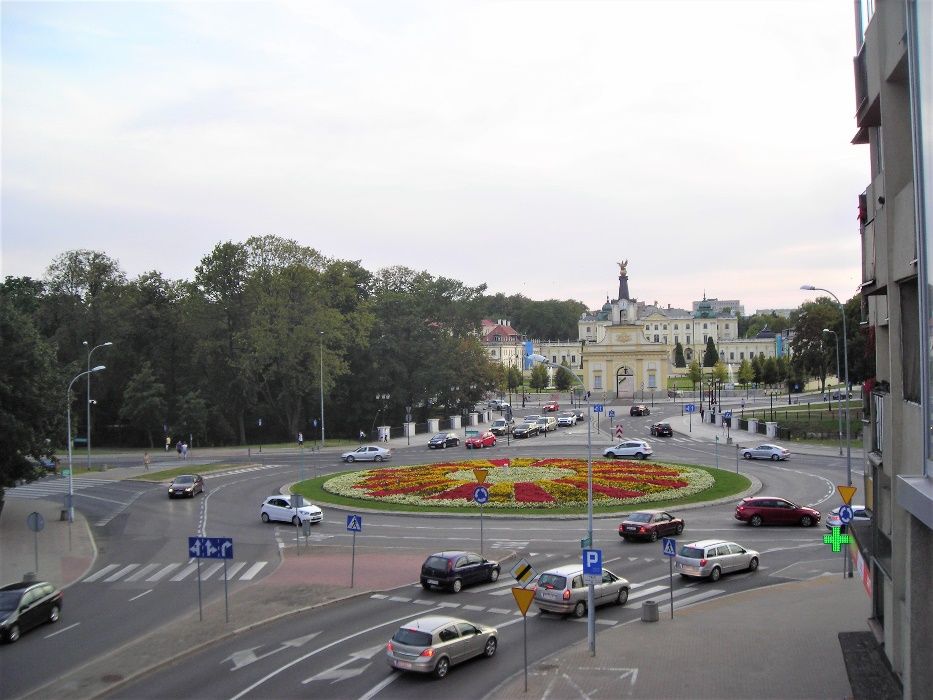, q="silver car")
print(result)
[533,564,630,617]
[341,445,392,462]
[674,539,759,581]
[386,615,497,679]
[741,443,790,461]
[603,439,653,460]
